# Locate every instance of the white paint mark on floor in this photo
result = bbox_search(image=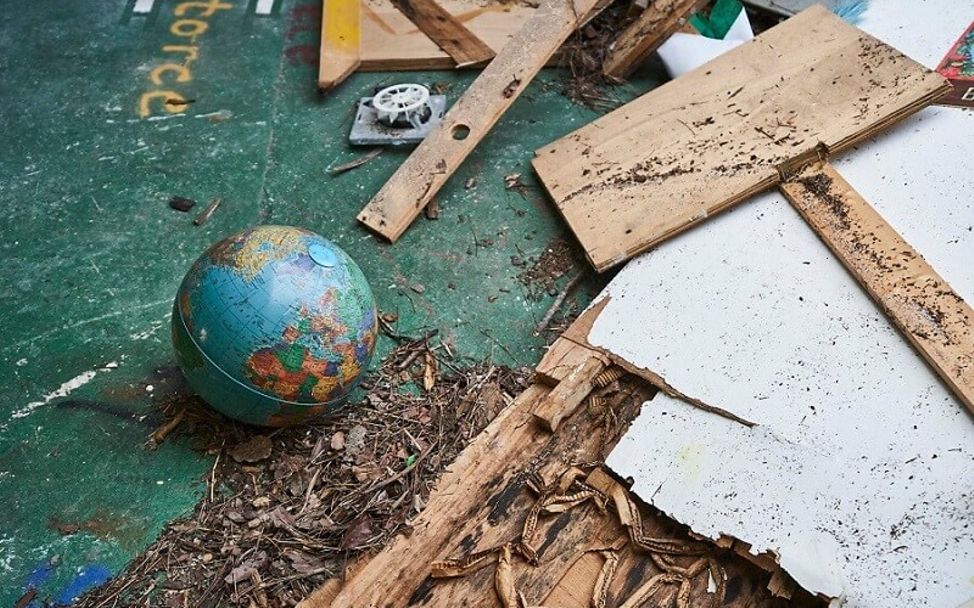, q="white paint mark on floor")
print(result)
[255,0,275,15]
[9,362,118,421]
[133,0,156,14]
